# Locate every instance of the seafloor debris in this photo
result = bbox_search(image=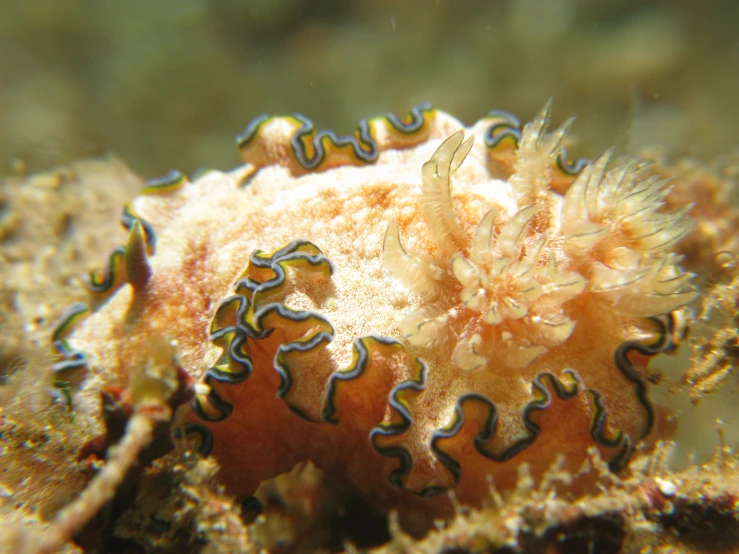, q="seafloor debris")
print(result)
[1,336,194,553]
[683,252,739,402]
[374,444,739,554]
[0,157,141,378]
